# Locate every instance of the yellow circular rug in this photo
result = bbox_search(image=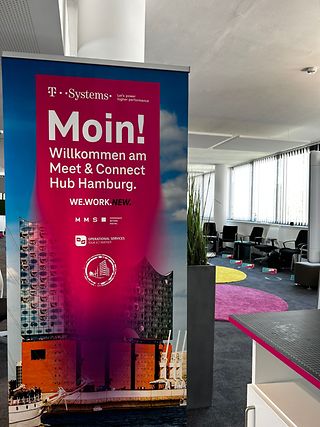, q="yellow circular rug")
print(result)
[216,266,247,284]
